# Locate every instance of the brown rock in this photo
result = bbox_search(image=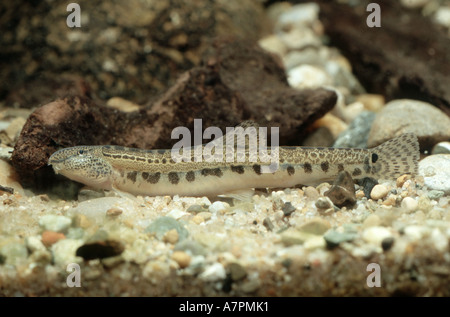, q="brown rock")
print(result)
[12,40,336,188]
[324,171,356,208]
[41,231,65,247]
